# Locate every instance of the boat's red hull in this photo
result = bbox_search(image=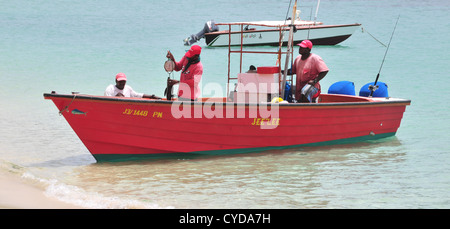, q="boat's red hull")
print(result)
[44,93,410,162]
